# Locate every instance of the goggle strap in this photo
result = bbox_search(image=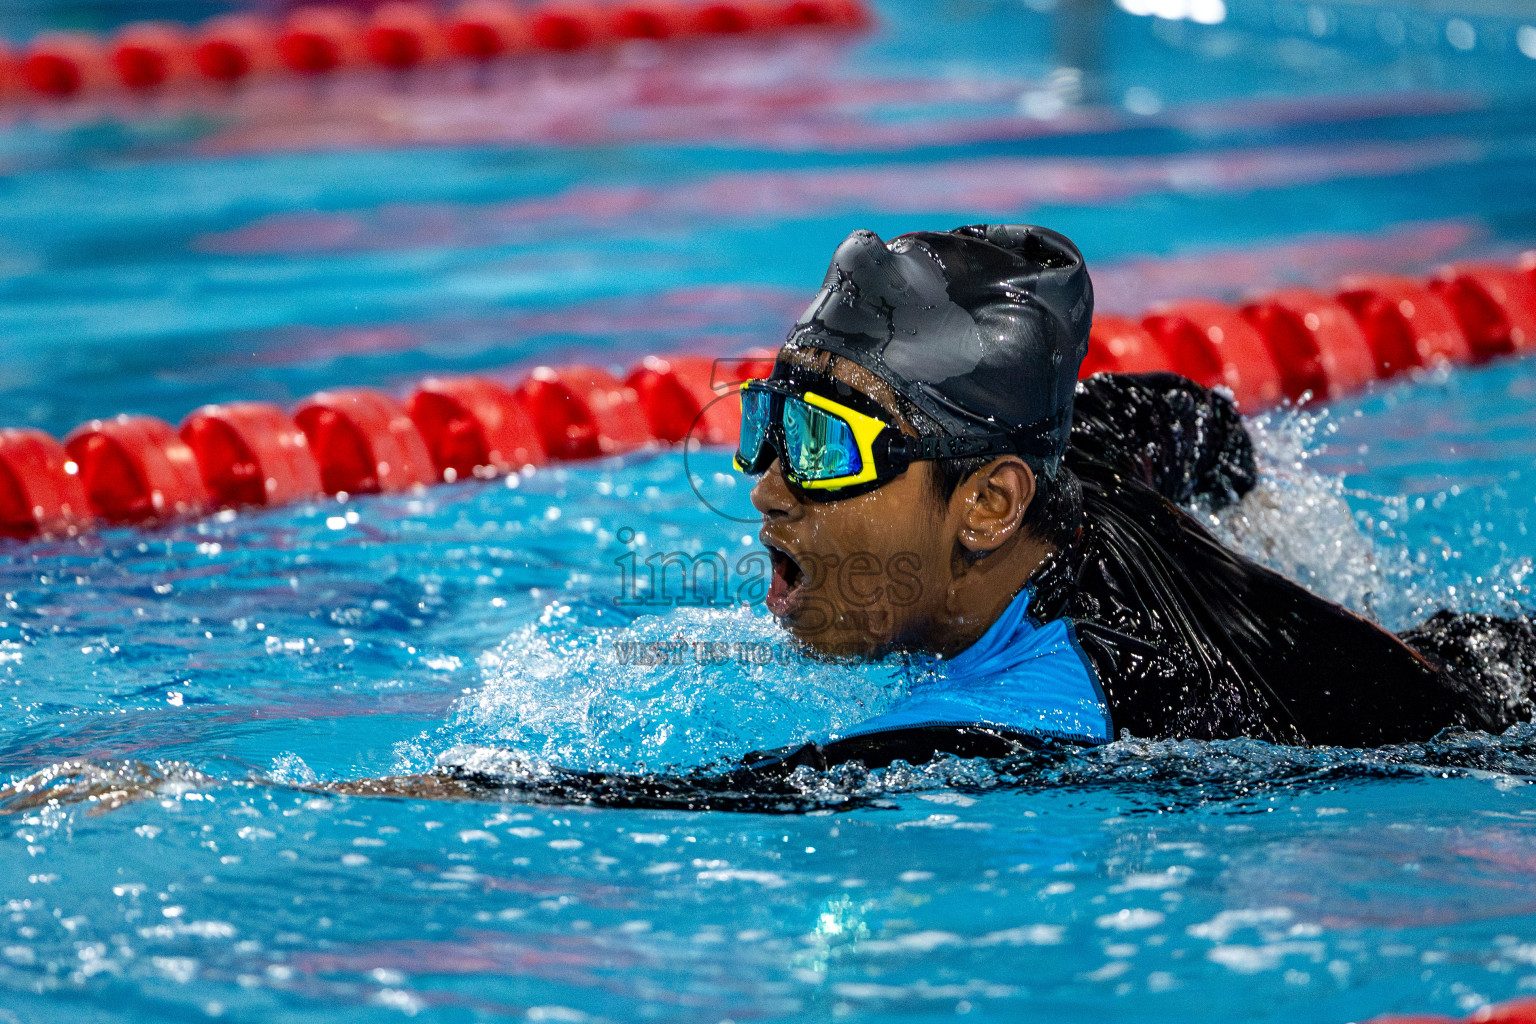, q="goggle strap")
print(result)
[932,435,1018,459]
[891,434,1019,463]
